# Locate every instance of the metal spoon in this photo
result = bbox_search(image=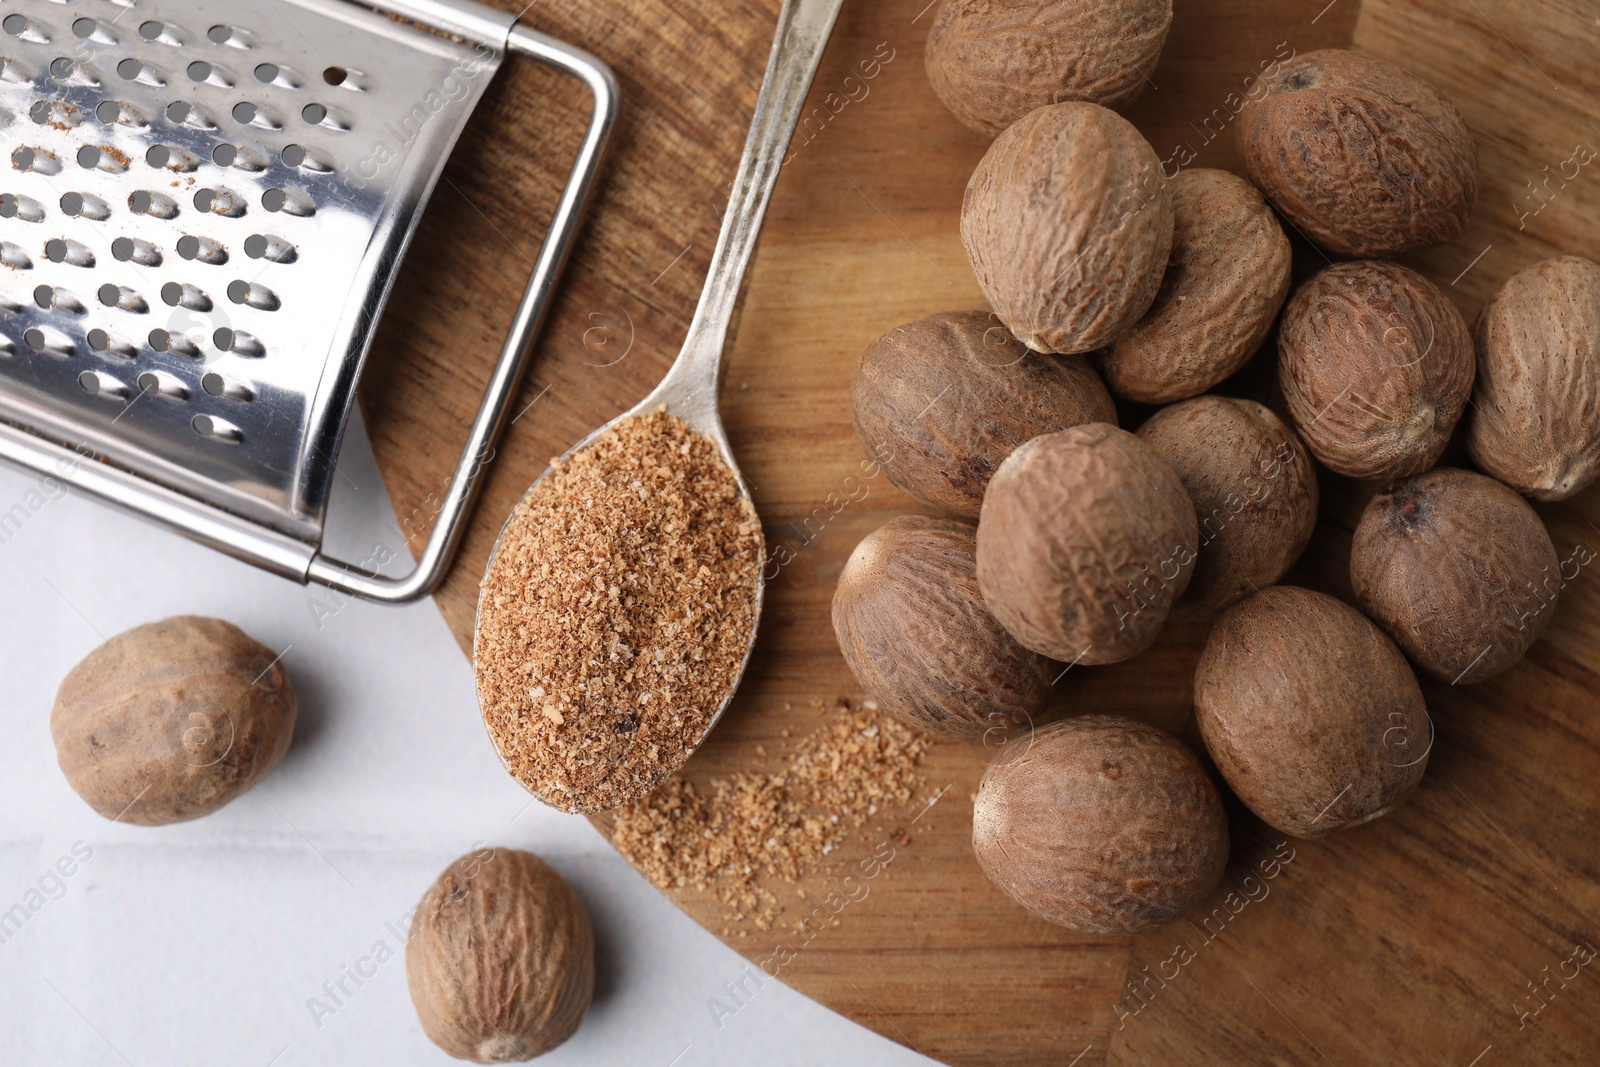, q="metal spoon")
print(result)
[475,0,846,812]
